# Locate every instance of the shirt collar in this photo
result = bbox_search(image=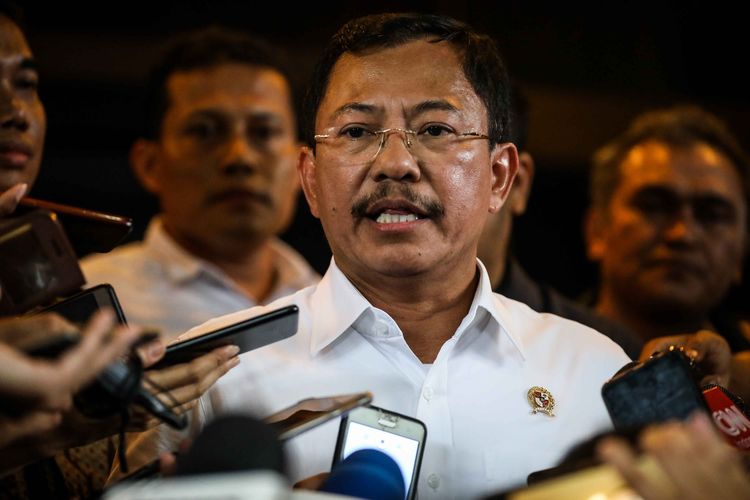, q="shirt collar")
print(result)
[143,217,319,296]
[143,217,204,284]
[309,259,373,355]
[308,258,526,359]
